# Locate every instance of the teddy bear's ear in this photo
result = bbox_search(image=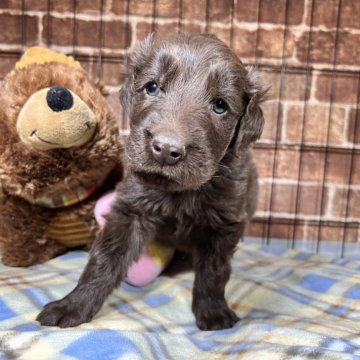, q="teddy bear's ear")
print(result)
[15,47,81,71]
[119,34,154,114]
